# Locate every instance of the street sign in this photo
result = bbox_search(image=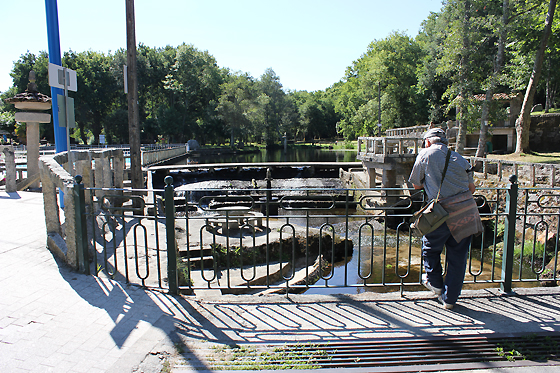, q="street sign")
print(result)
[57,94,75,128]
[48,63,77,91]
